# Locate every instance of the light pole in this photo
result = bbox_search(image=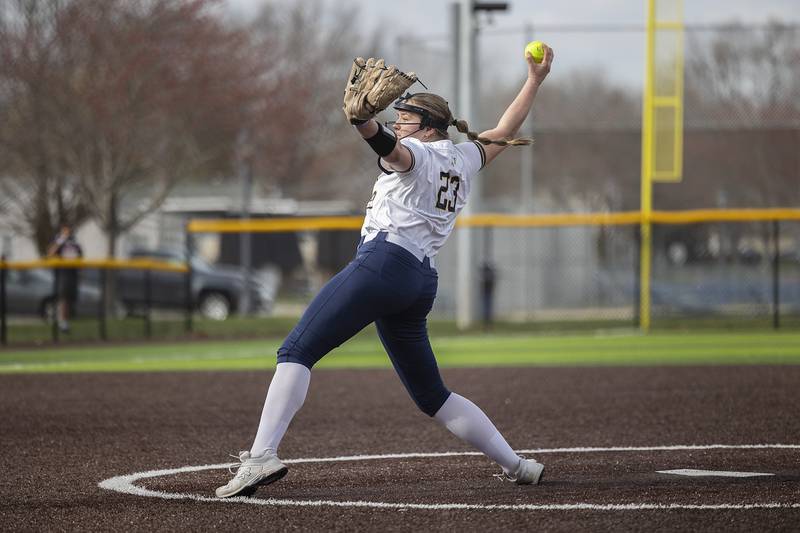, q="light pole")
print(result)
[238,129,253,315]
[455,1,508,329]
